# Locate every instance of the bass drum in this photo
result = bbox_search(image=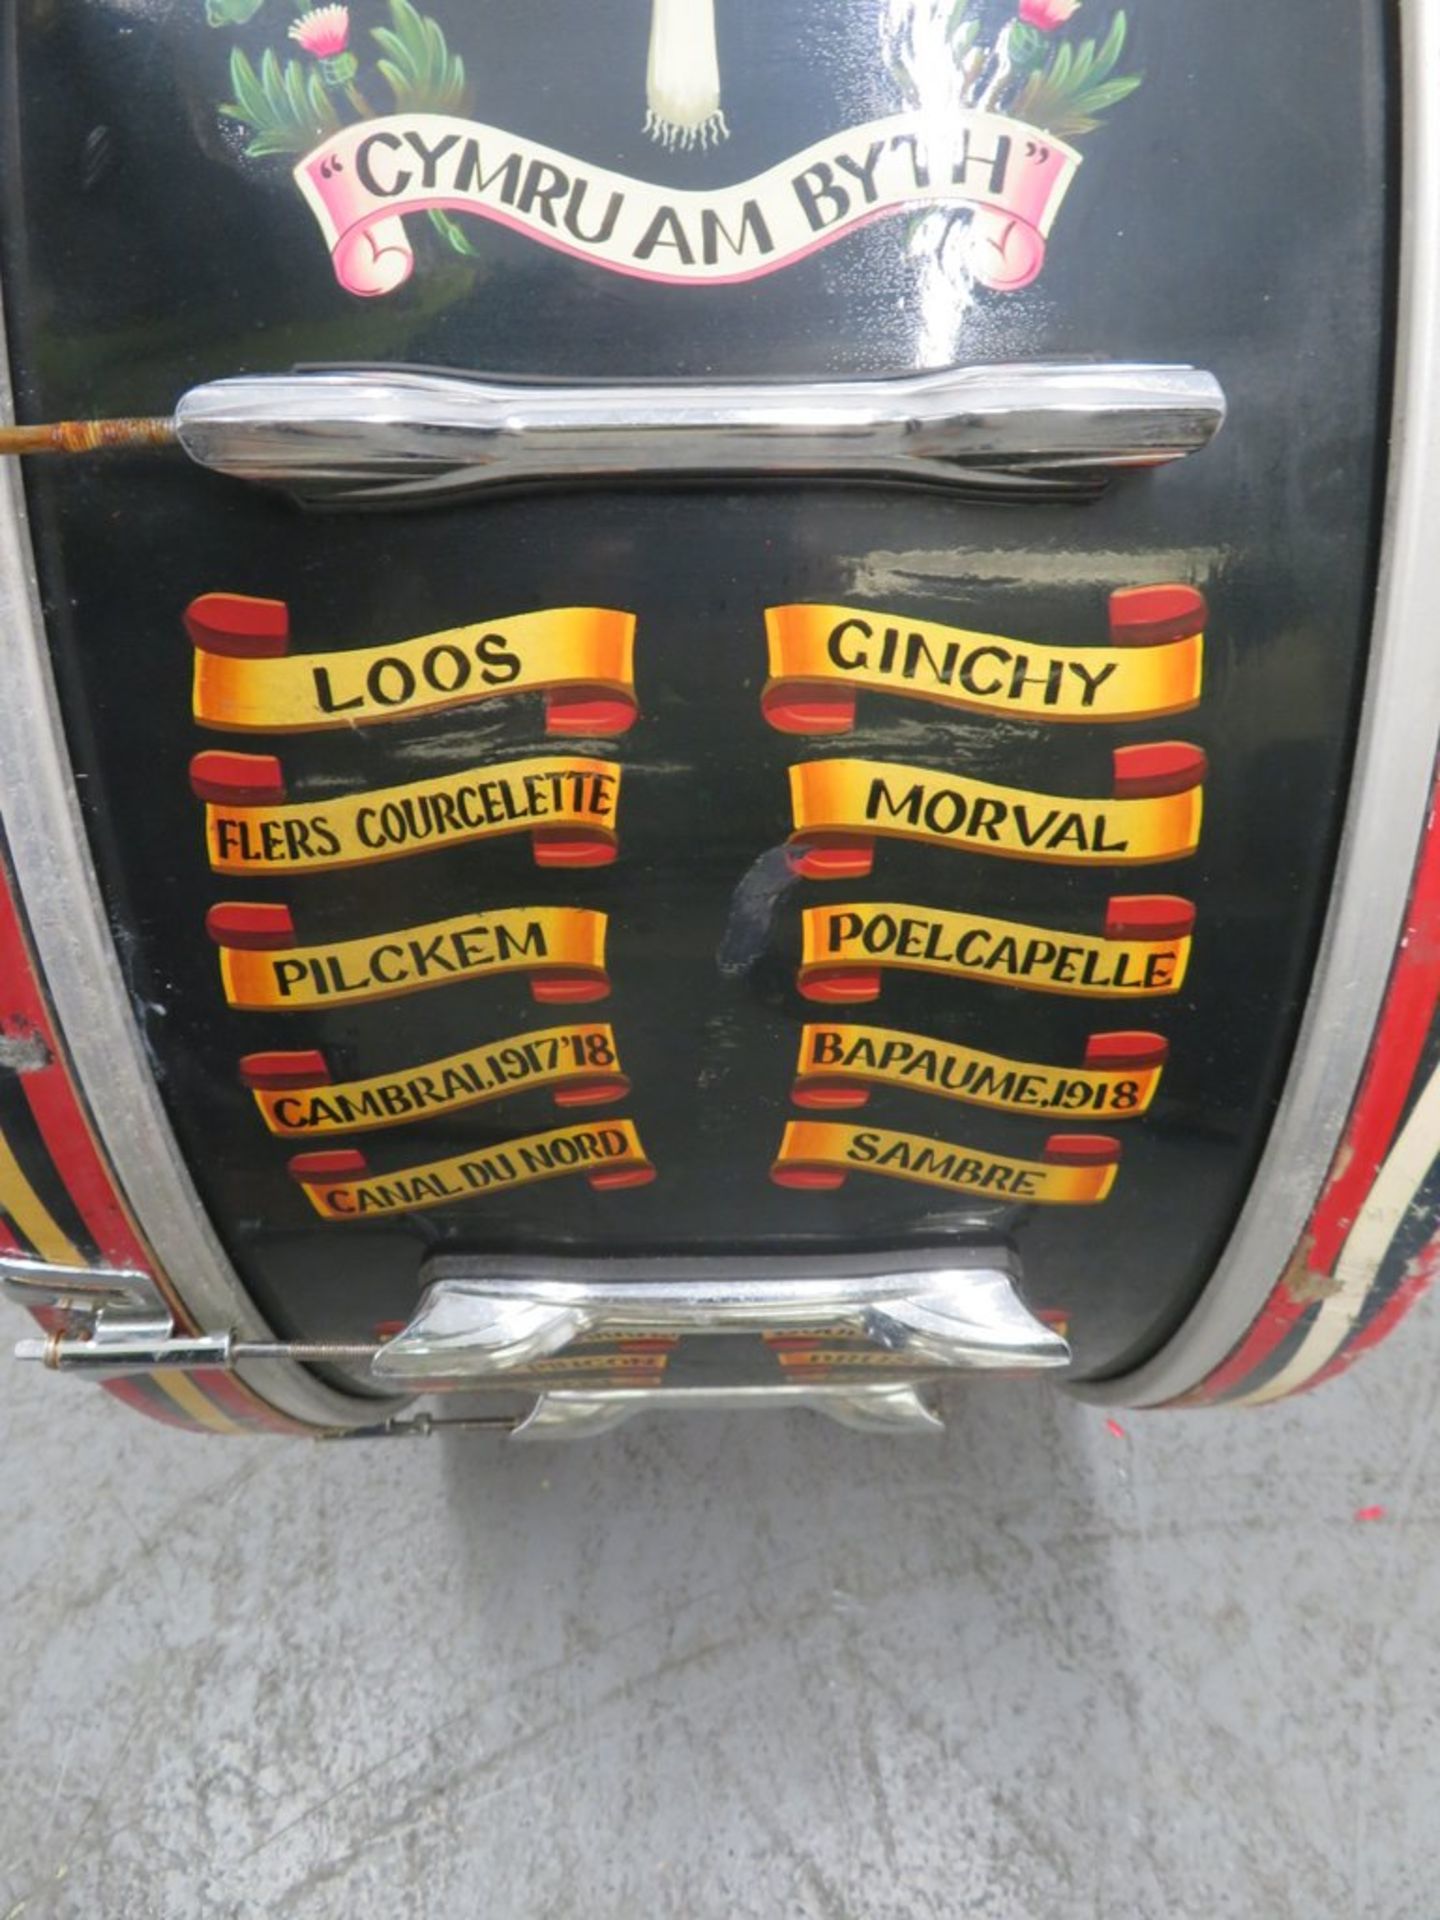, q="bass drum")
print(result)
[0,0,1432,1436]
